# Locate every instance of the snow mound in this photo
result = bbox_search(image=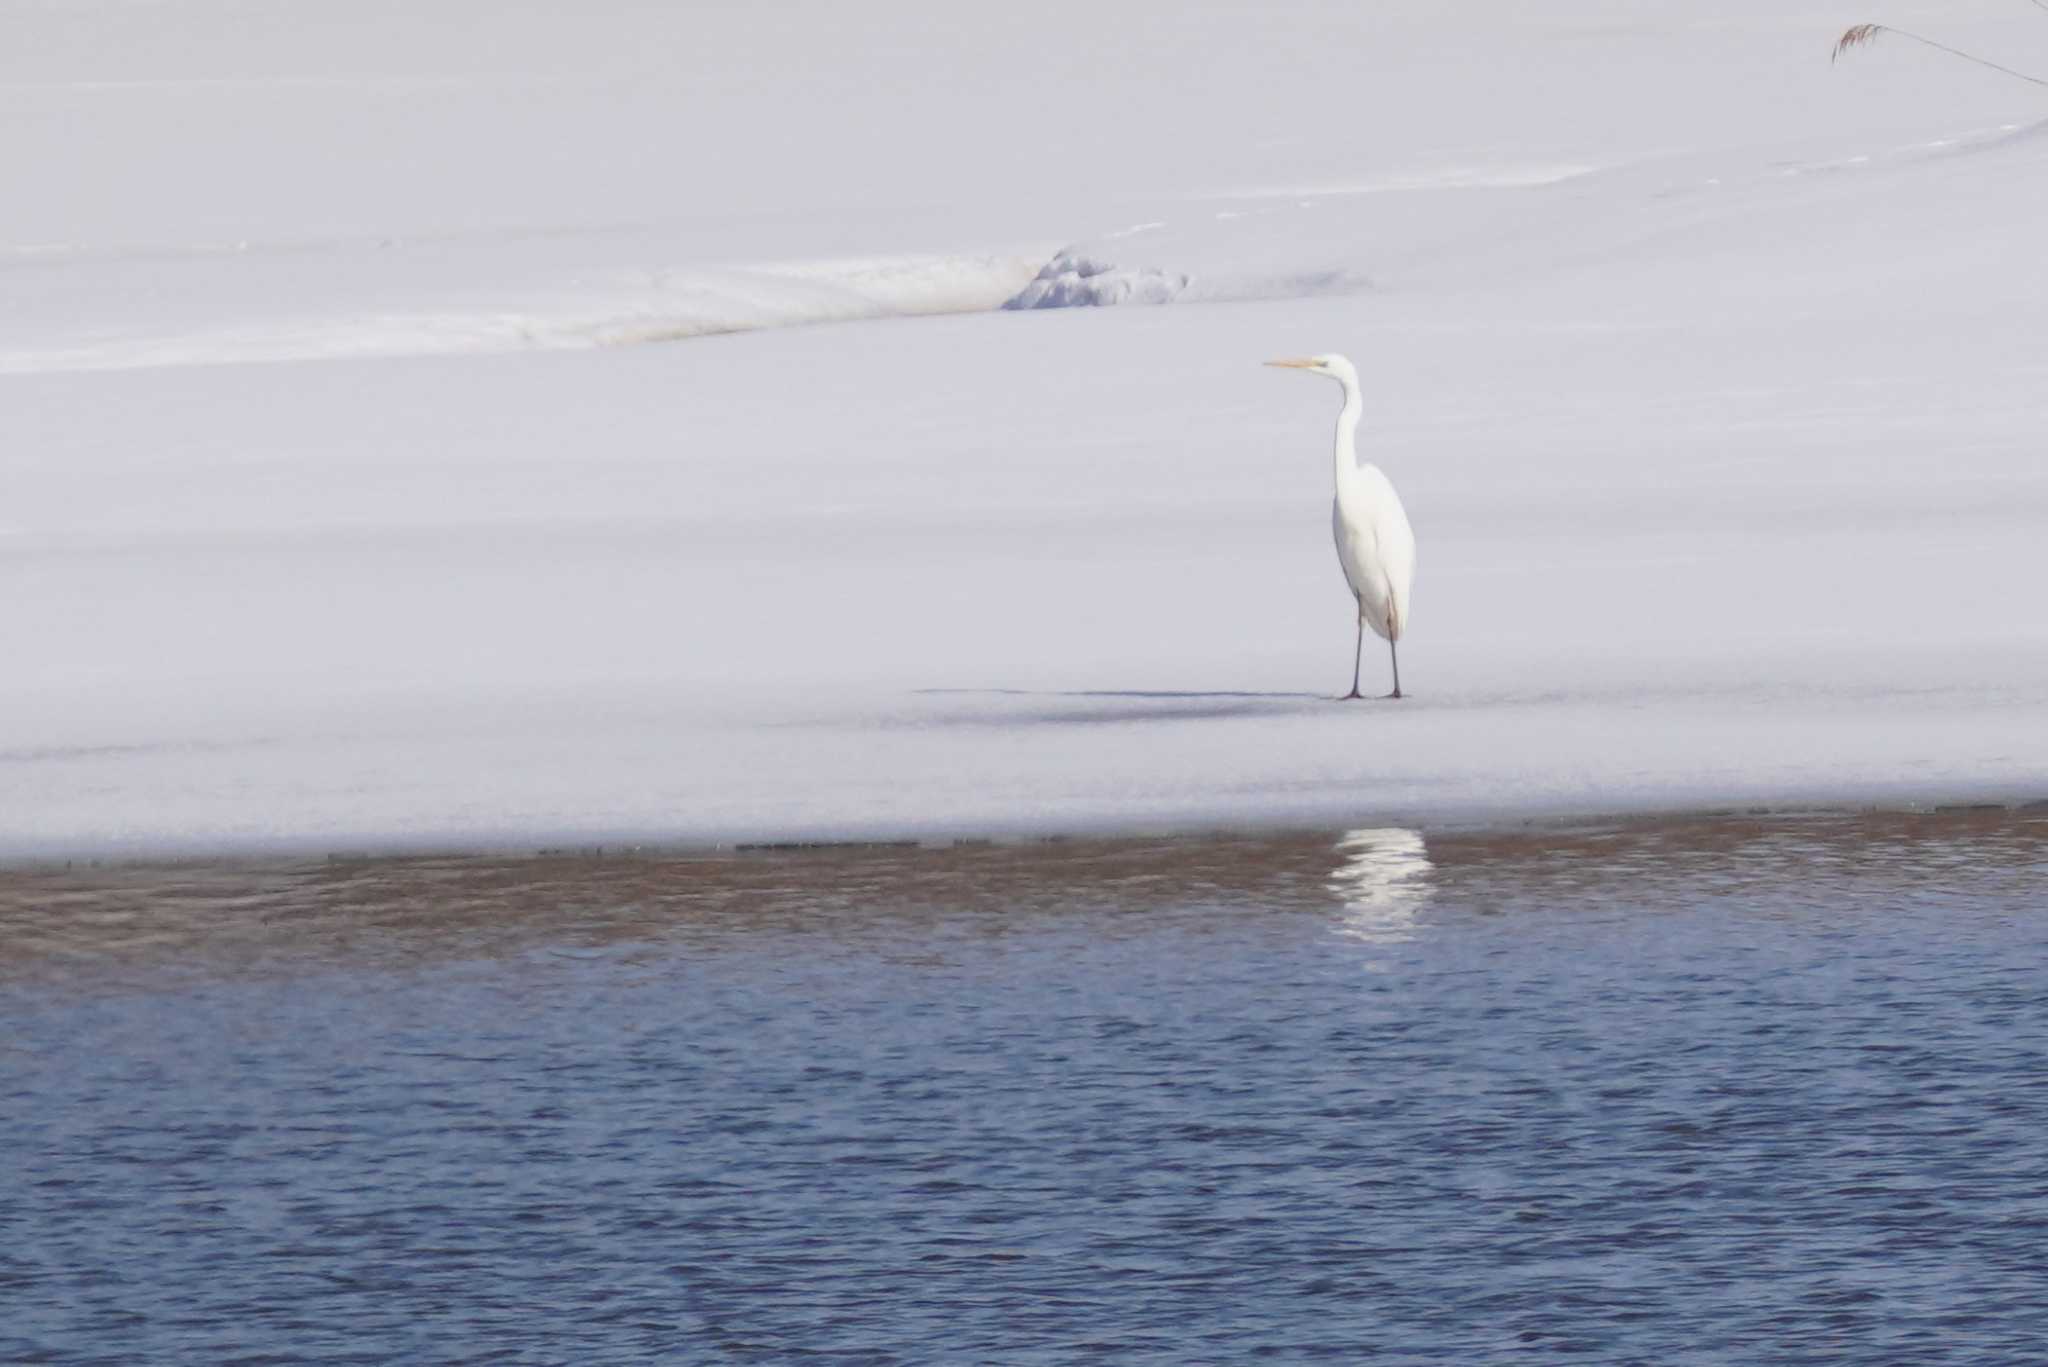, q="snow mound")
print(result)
[1003,252,1189,309]
[1000,244,1364,312]
[1003,206,1375,312]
